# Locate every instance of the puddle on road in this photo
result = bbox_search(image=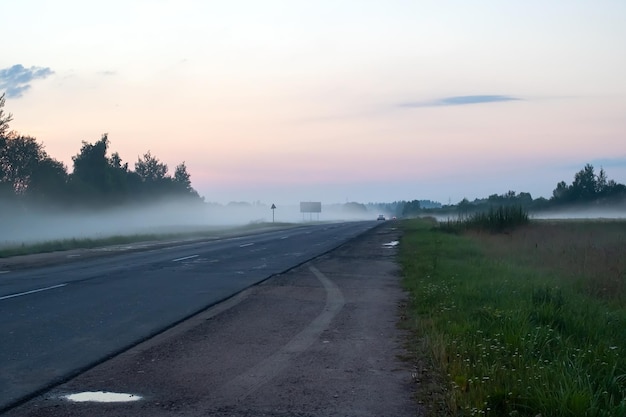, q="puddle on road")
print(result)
[382,241,399,248]
[62,391,142,403]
